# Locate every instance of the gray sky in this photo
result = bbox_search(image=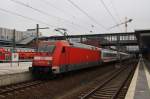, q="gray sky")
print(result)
[0,0,149,36]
